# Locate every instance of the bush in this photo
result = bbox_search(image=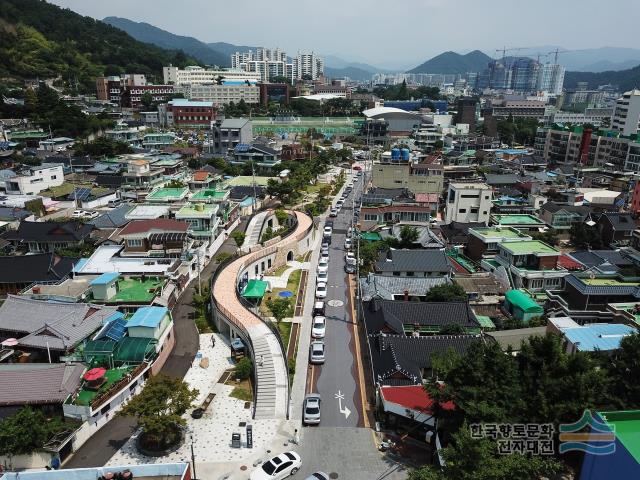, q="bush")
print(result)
[215,252,232,263]
[235,357,252,380]
[230,231,246,247]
